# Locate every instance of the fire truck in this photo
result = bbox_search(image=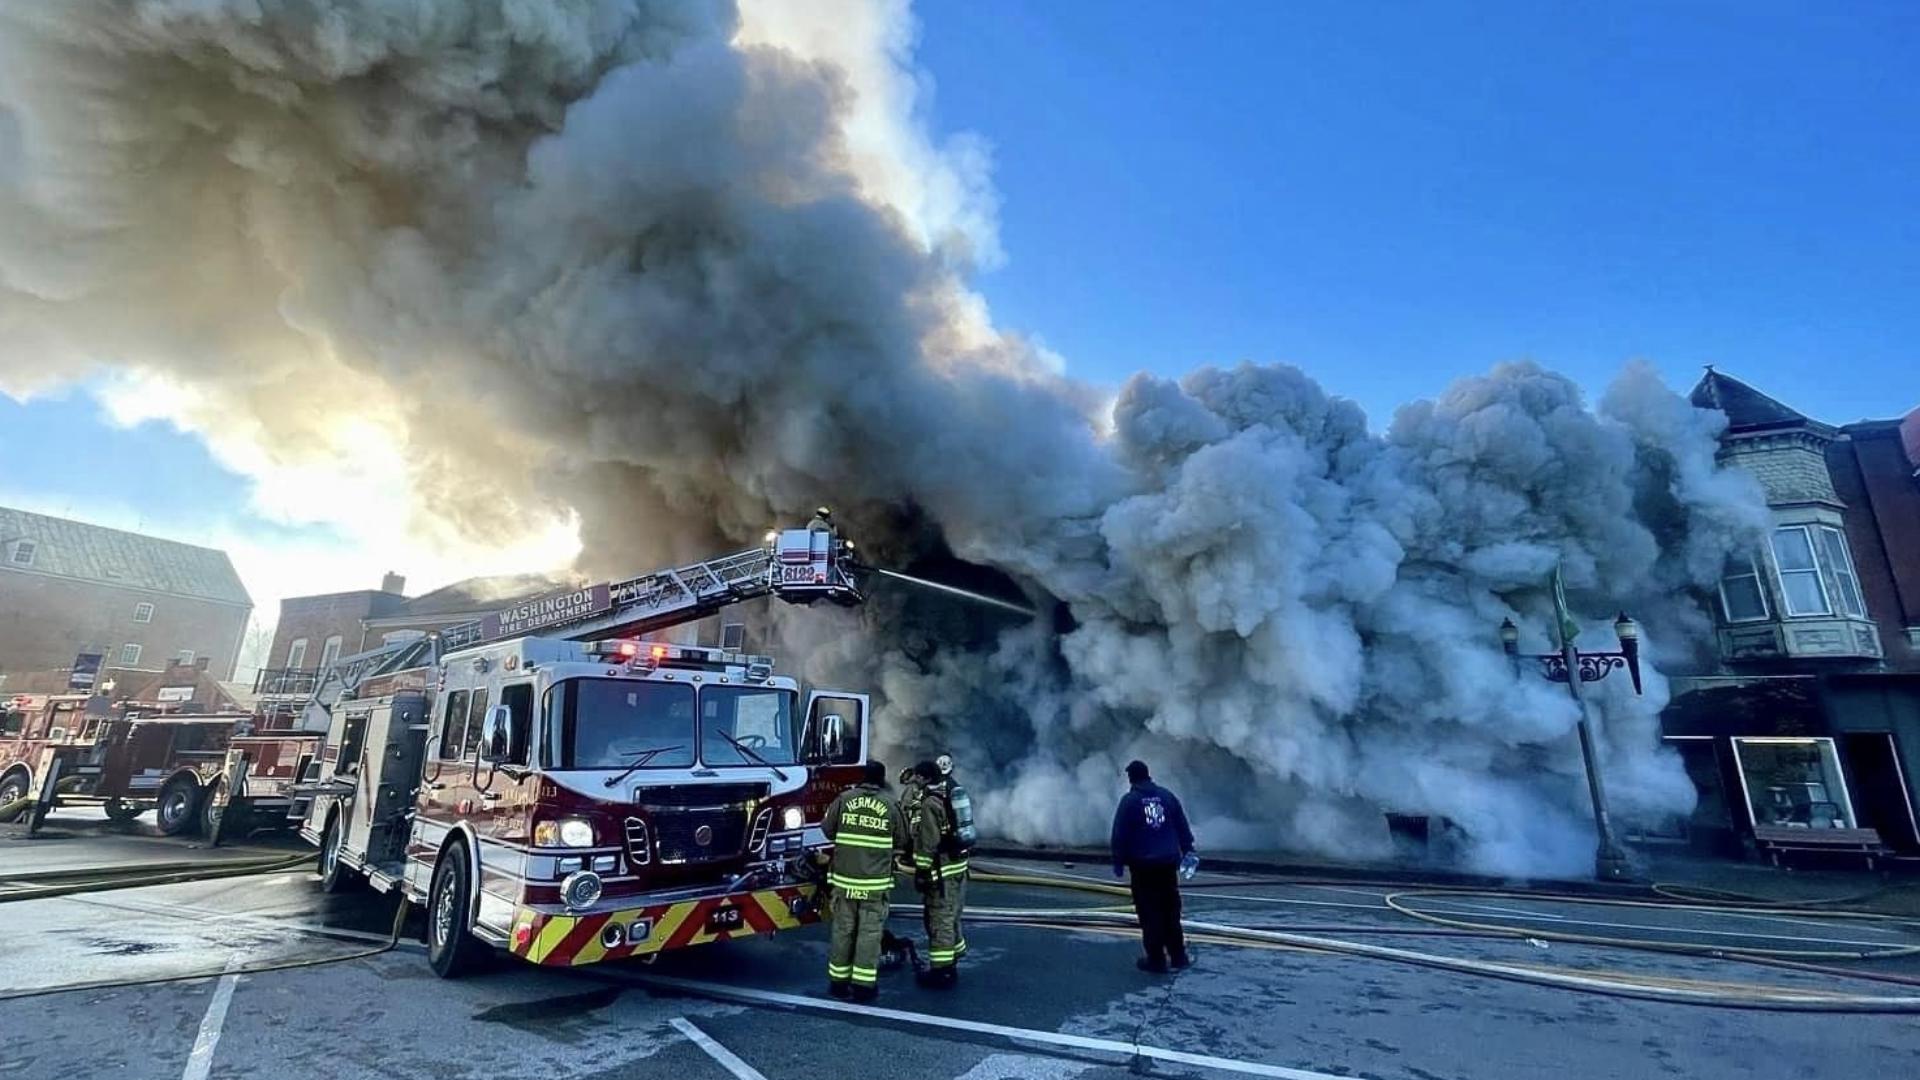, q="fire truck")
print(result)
[1,692,312,837]
[296,525,874,977]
